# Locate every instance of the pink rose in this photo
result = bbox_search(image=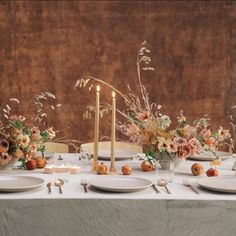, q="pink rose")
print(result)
[188,138,202,155]
[177,143,192,159]
[174,137,187,144]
